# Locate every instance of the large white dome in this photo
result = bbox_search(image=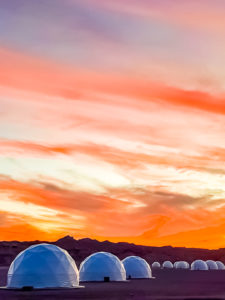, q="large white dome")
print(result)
[191,260,208,271]
[122,256,152,279]
[79,252,126,282]
[152,262,161,269]
[206,260,218,270]
[216,261,225,270]
[7,243,79,289]
[162,261,173,269]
